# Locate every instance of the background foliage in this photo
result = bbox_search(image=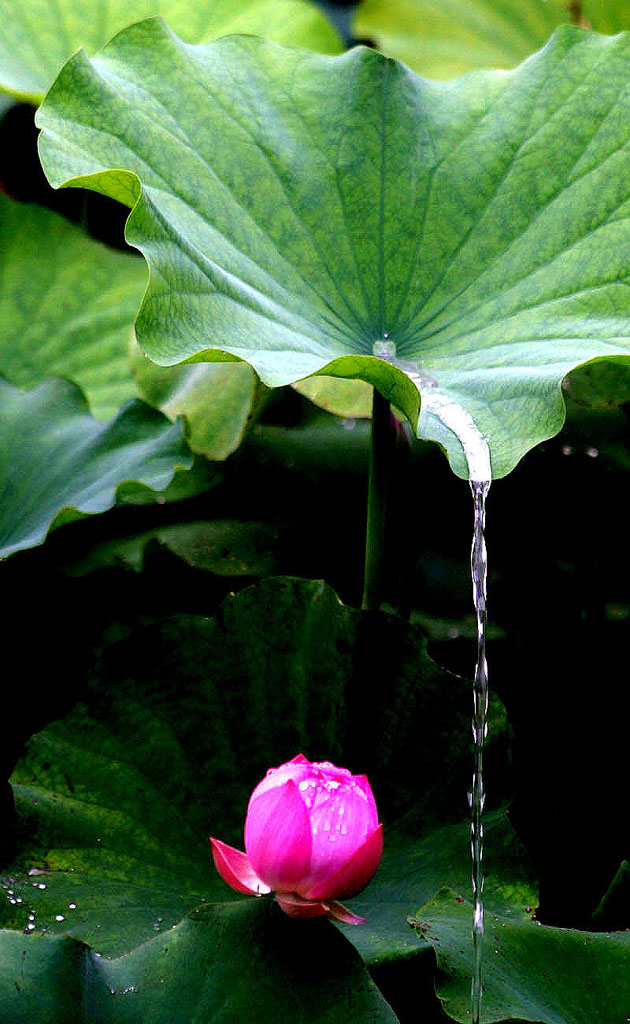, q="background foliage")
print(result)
[0,1,629,1021]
